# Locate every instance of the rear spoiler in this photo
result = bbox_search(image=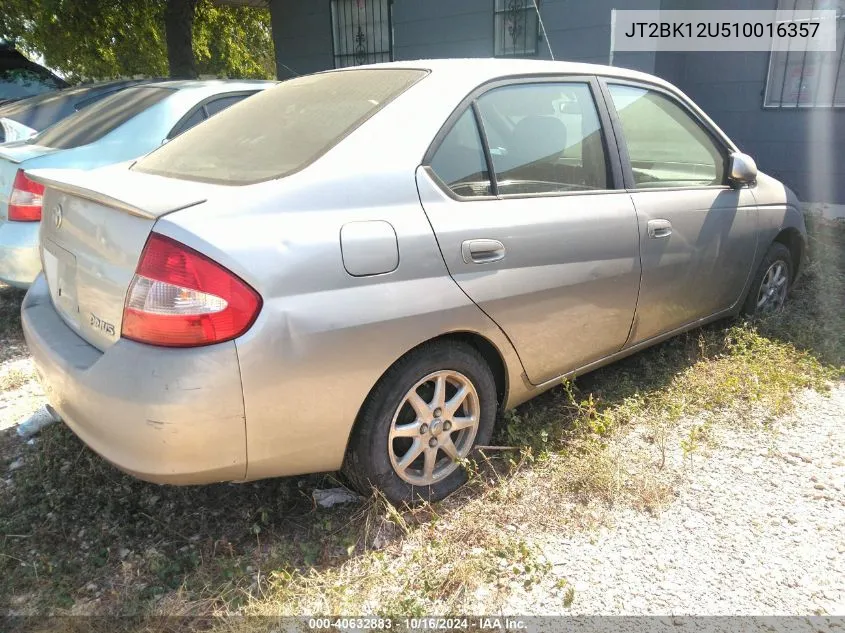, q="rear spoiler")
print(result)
[0,146,27,164]
[0,150,21,164]
[26,167,207,220]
